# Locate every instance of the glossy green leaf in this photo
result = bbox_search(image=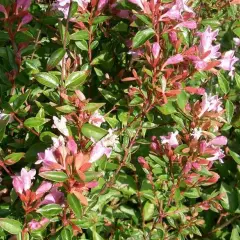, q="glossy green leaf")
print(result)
[35,72,59,88]
[225,100,234,123]
[132,28,155,48]
[218,72,229,94]
[4,152,25,165]
[39,171,68,182]
[81,123,108,141]
[67,194,82,219]
[70,30,89,40]
[37,204,62,218]
[229,150,240,165]
[0,218,22,235]
[65,71,88,88]
[24,117,48,128]
[47,48,66,70]
[143,202,155,221]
